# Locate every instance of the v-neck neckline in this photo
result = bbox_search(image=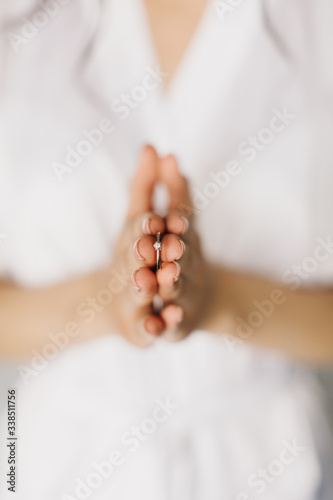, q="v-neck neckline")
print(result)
[137,0,213,97]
